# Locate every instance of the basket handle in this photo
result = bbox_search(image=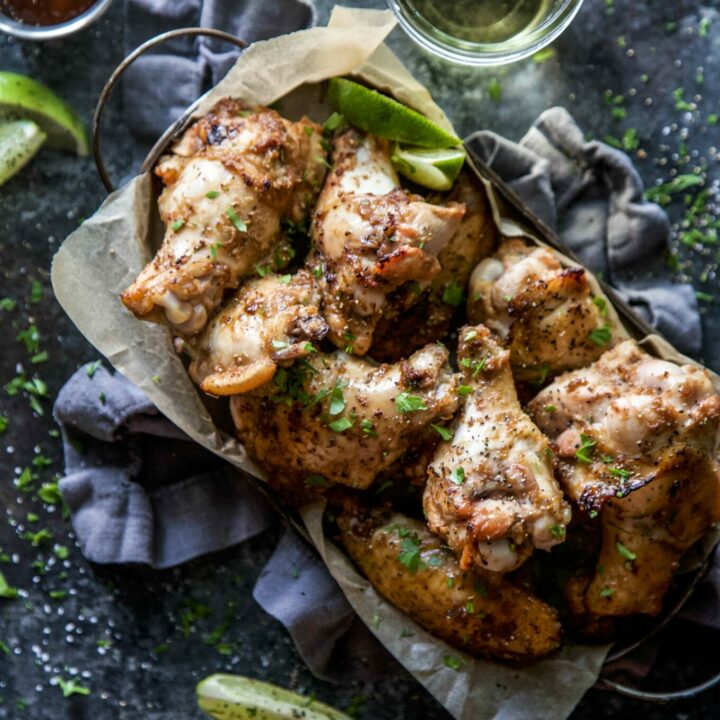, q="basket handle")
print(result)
[92,27,247,193]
